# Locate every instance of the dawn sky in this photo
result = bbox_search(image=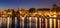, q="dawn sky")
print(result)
[0,0,60,9]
